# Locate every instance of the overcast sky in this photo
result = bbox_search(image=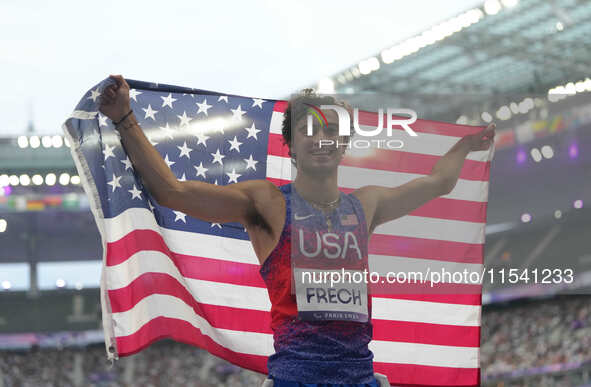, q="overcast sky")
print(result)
[0,0,482,136]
